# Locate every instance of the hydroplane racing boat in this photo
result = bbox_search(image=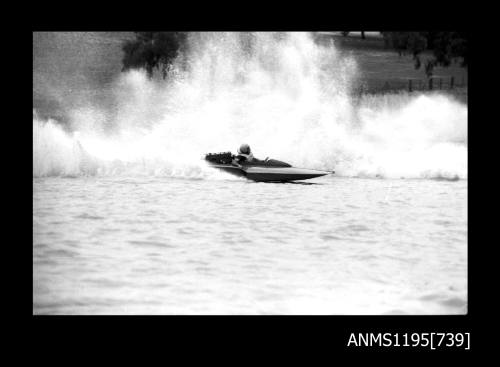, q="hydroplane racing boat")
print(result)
[205,152,333,182]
